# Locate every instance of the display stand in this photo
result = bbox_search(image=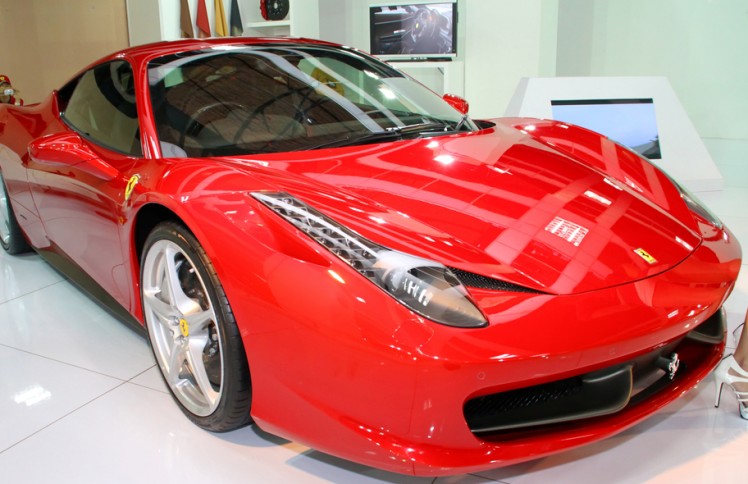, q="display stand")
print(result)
[244,0,319,38]
[505,77,723,192]
[389,61,464,97]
